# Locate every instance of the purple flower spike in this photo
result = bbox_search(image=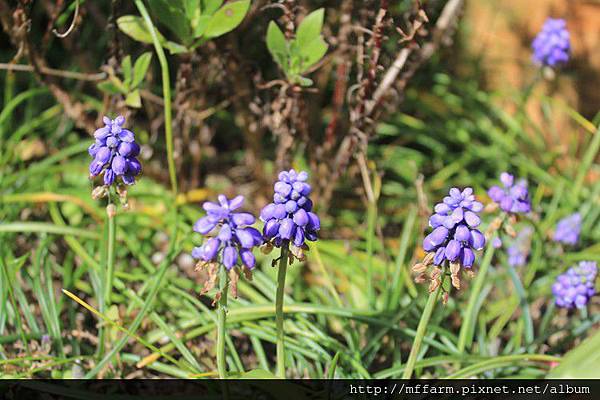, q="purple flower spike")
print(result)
[191,194,262,270]
[553,213,582,245]
[552,261,597,309]
[532,18,570,67]
[261,169,320,250]
[88,115,142,186]
[488,172,531,214]
[423,187,486,269]
[506,227,533,267]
